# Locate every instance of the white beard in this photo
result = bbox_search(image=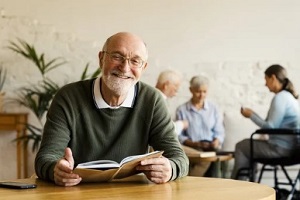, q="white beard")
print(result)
[103,73,136,96]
